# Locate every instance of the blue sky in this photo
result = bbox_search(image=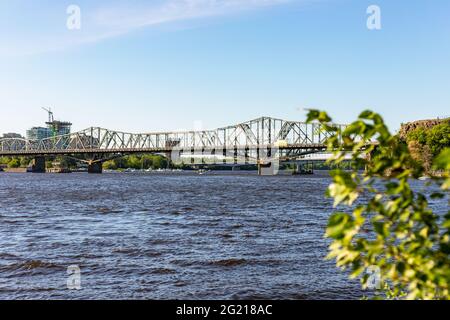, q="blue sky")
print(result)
[0,0,449,134]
